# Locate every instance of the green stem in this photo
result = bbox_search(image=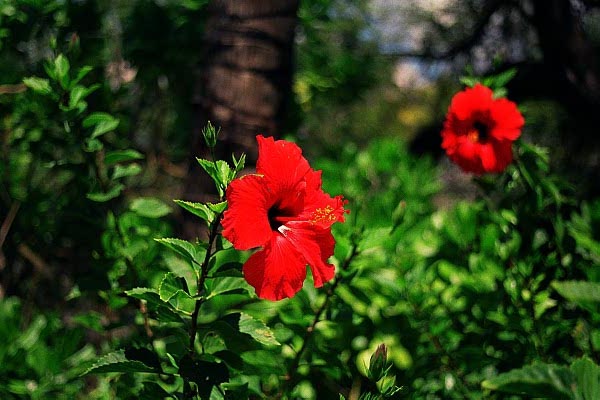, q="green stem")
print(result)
[184,212,224,398]
[284,243,359,389]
